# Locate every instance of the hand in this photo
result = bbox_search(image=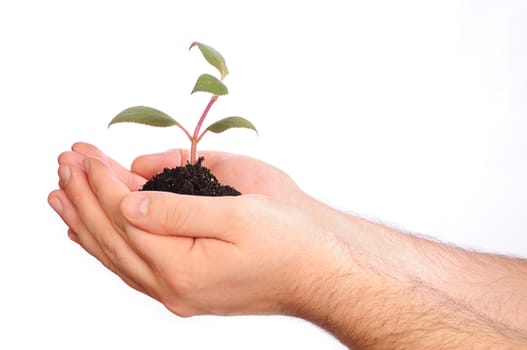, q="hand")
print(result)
[131,148,303,202]
[48,143,345,317]
[57,142,305,202]
[49,141,304,244]
[55,142,342,235]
